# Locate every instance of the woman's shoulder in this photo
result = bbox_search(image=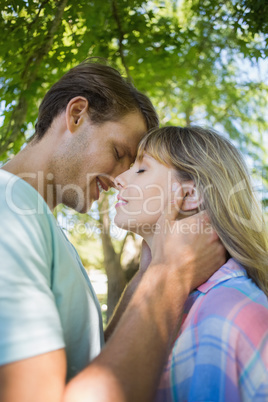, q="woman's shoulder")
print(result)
[184,259,268,335]
[198,258,267,307]
[172,260,268,402]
